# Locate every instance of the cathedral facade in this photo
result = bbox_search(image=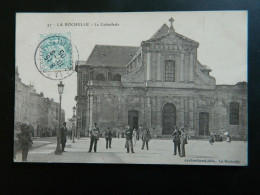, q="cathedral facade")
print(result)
[75,19,247,140]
